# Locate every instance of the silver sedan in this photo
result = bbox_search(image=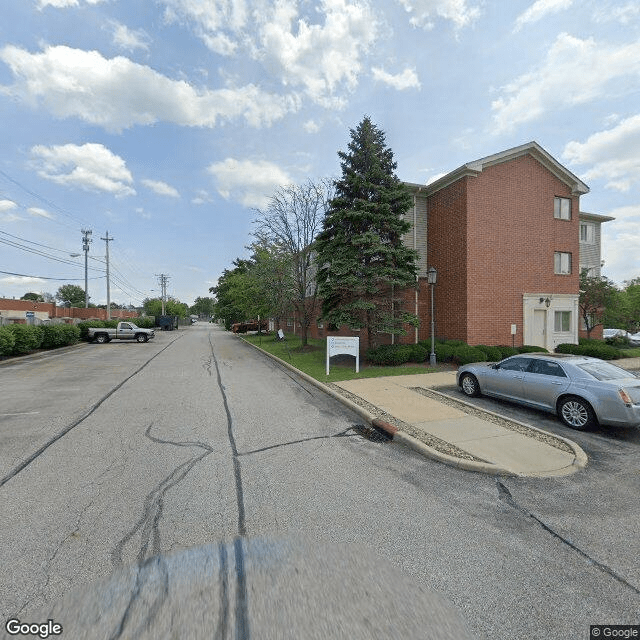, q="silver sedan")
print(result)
[456,353,640,430]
